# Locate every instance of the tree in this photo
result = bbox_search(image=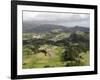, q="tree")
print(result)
[61,46,79,62]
